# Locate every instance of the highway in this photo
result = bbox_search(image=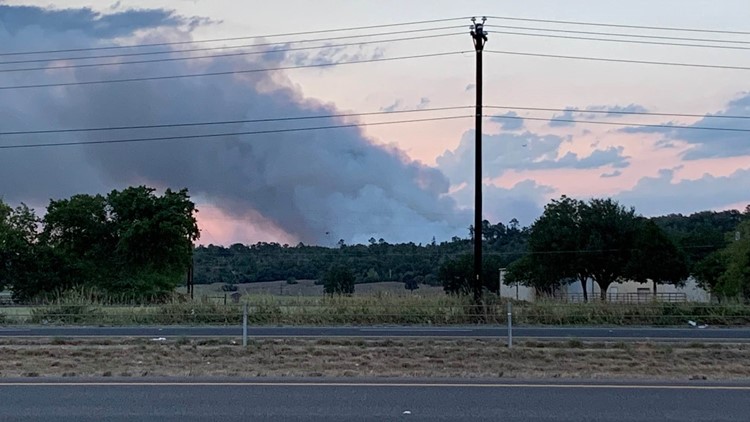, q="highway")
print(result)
[1,379,749,421]
[0,325,749,341]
